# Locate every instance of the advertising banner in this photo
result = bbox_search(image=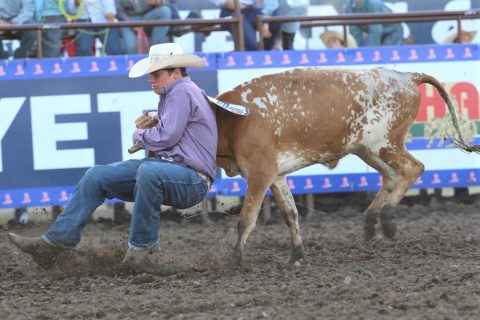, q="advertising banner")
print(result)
[0,54,218,208]
[1,44,480,207]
